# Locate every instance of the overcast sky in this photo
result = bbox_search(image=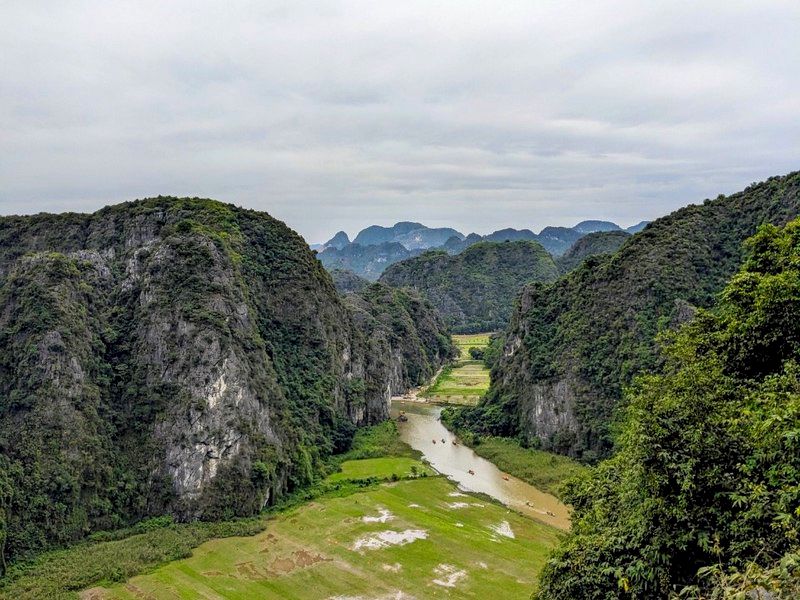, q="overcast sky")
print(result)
[2,1,799,242]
